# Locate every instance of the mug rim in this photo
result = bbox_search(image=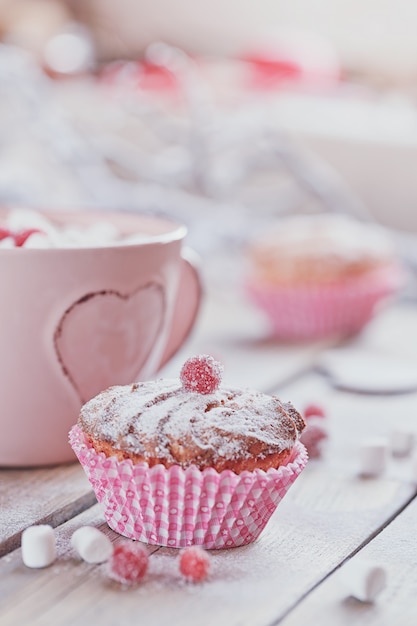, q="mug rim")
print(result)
[0,208,187,251]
